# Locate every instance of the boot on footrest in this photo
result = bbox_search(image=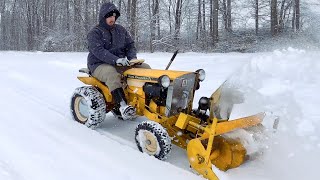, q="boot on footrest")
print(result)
[119,101,136,120]
[111,88,136,120]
